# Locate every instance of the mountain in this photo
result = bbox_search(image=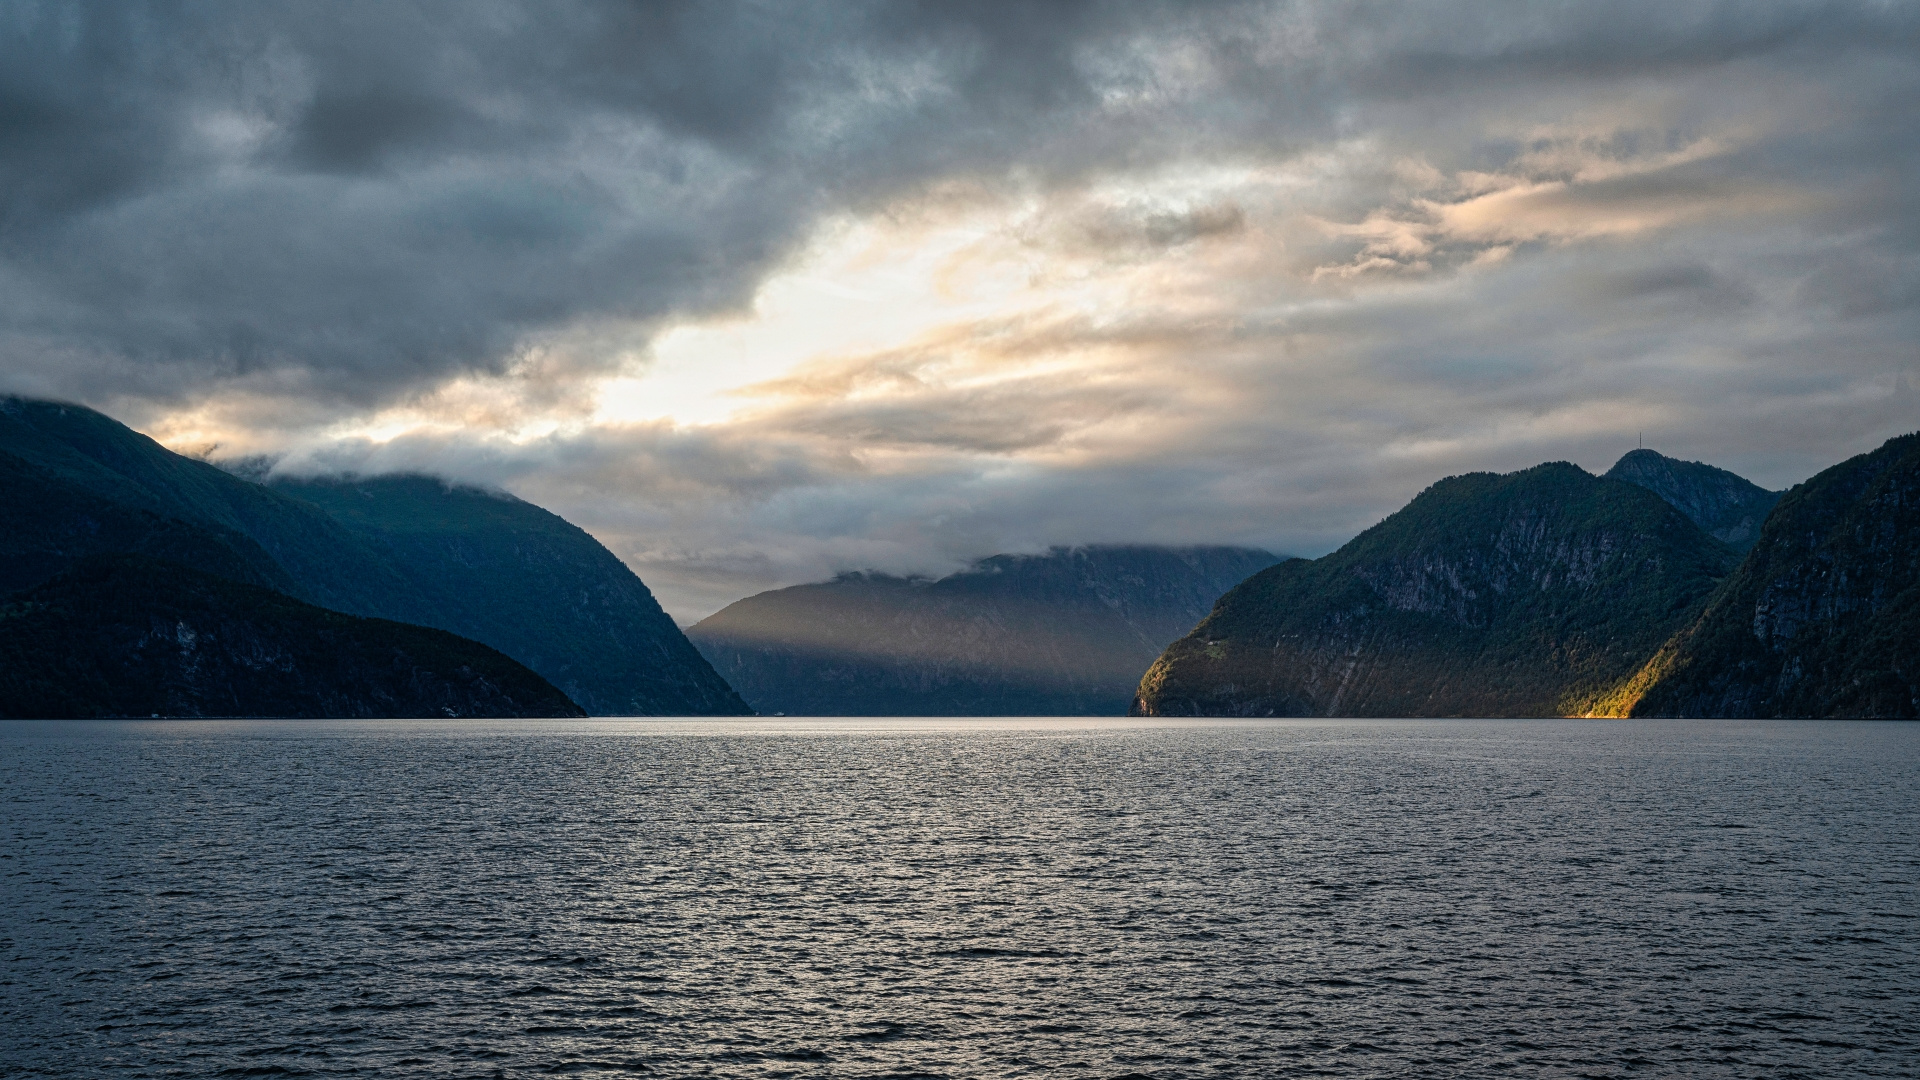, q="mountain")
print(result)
[1131,463,1738,717]
[0,397,434,615]
[269,475,749,716]
[689,546,1283,715]
[1604,448,1780,551]
[1603,432,1920,718]
[0,397,746,715]
[0,446,296,598]
[0,556,583,719]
